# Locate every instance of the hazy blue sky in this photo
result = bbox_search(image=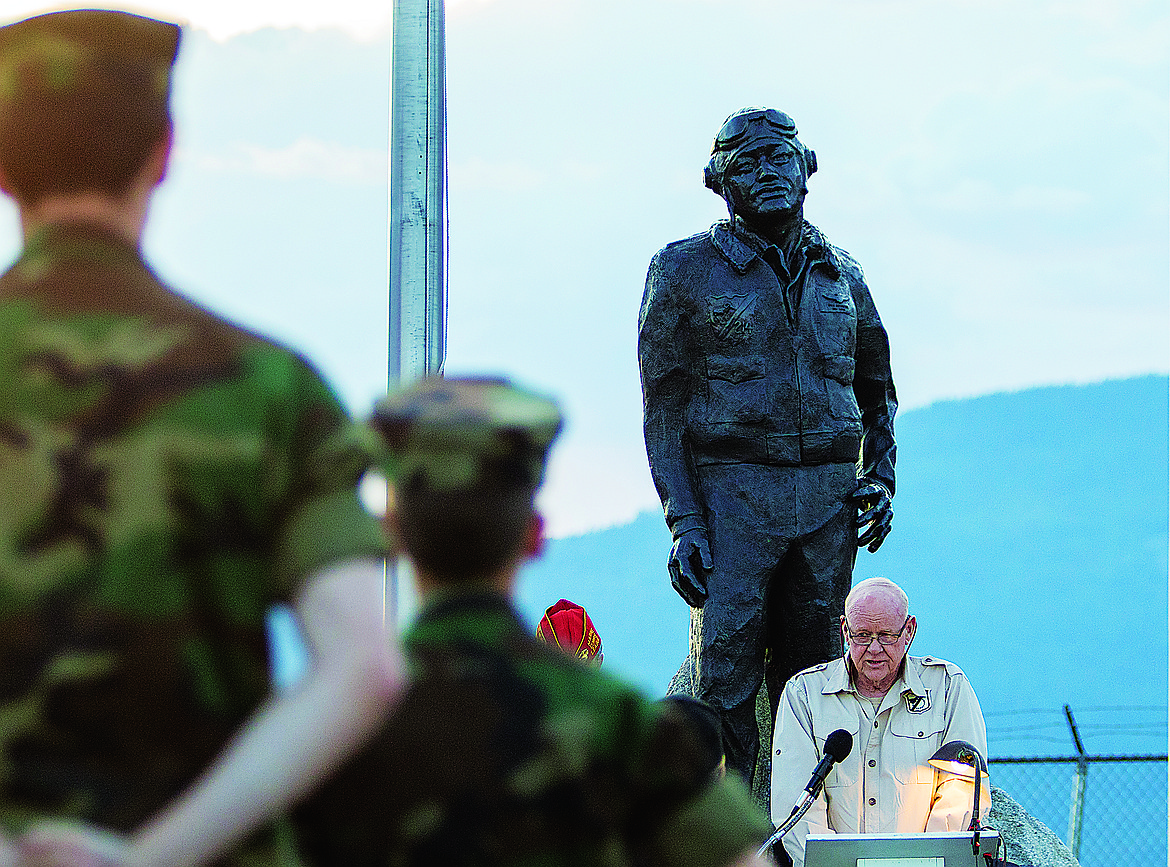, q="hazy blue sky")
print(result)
[0,0,1165,536]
